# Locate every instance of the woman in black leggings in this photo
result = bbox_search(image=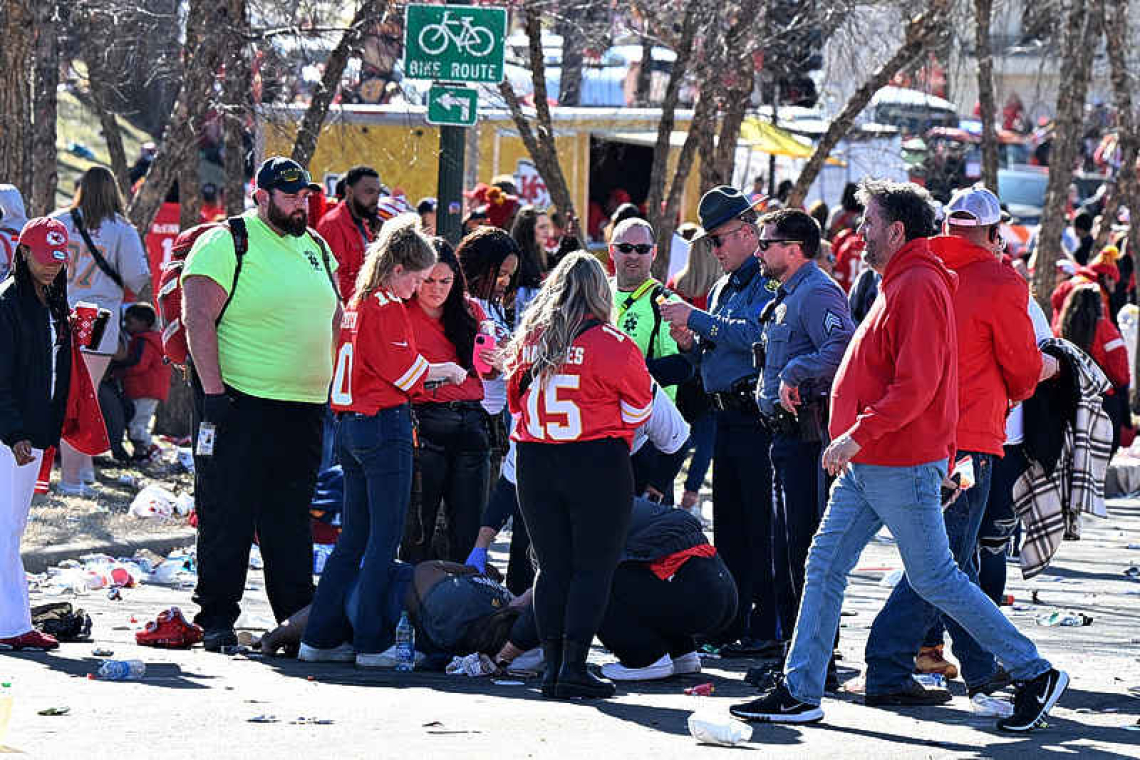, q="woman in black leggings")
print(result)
[505,252,653,699]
